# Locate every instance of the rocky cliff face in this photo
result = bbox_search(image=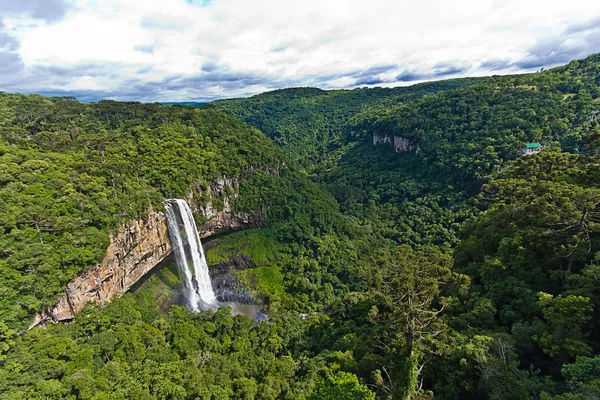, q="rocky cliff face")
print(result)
[30,177,261,328]
[373,133,421,153]
[30,211,172,327]
[190,176,264,237]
